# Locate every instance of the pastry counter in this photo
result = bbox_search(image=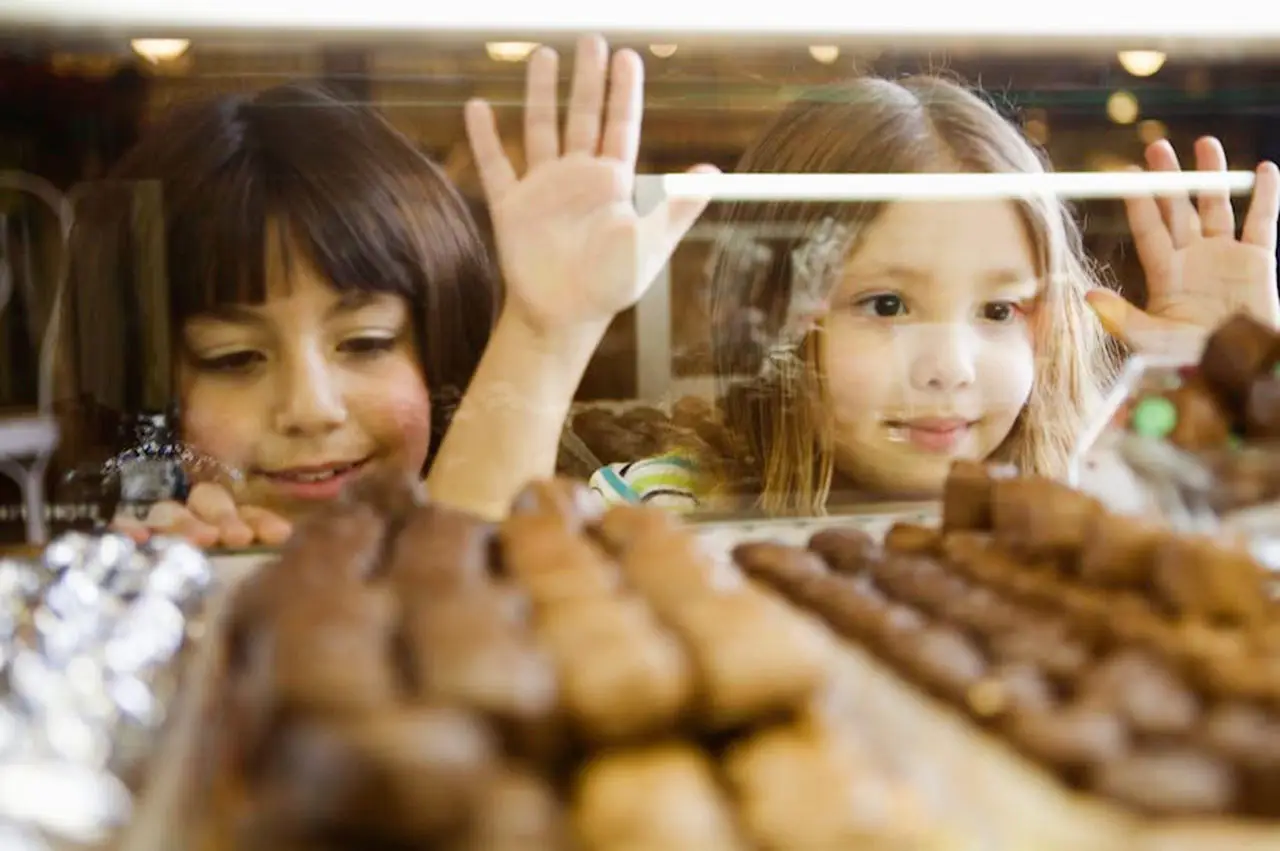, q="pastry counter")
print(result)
[6,461,1280,850]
